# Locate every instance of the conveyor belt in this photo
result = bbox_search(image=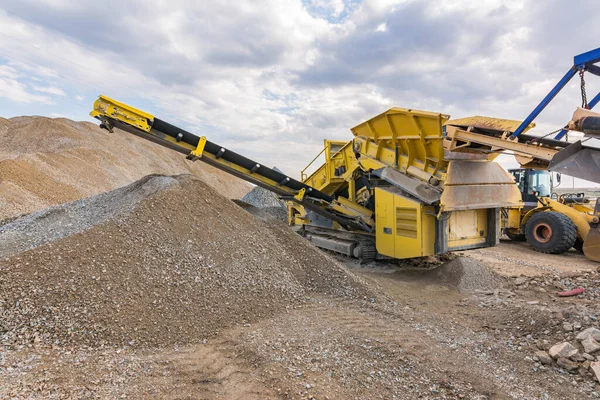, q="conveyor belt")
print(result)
[150,117,334,202]
[91,95,370,232]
